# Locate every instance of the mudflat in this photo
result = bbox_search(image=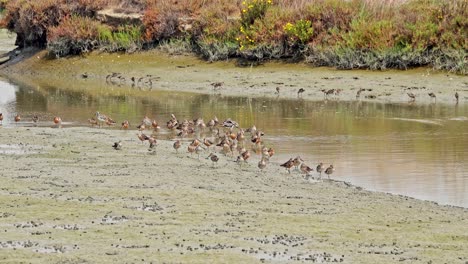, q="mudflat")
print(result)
[0,126,466,263]
[2,49,466,105]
